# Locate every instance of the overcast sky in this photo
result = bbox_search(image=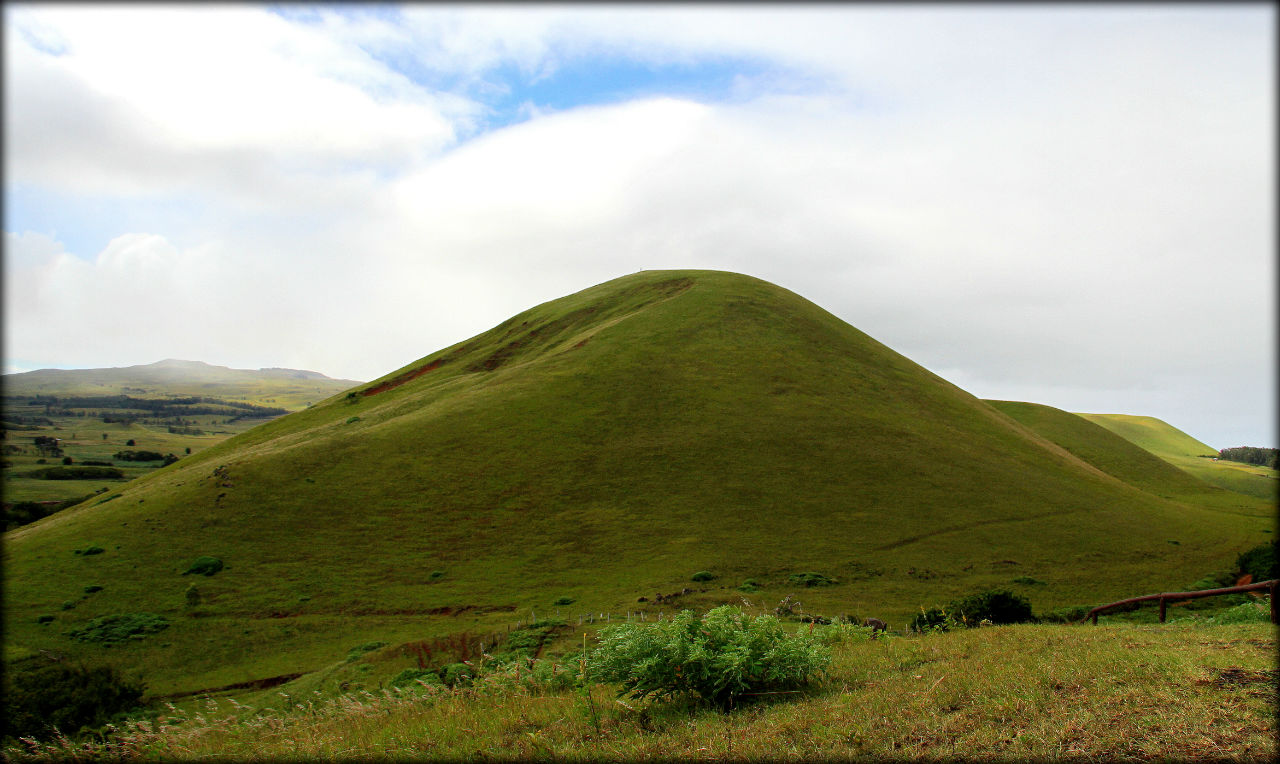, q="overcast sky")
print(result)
[3,4,1274,449]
